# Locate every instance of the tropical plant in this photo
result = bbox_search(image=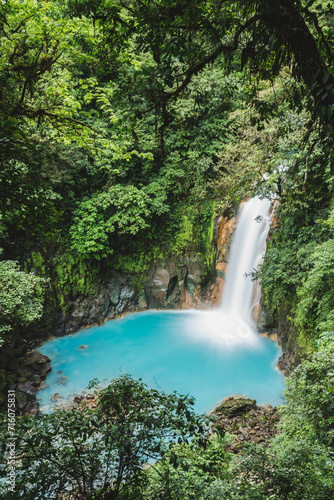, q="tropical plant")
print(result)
[0,375,210,499]
[0,253,47,345]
